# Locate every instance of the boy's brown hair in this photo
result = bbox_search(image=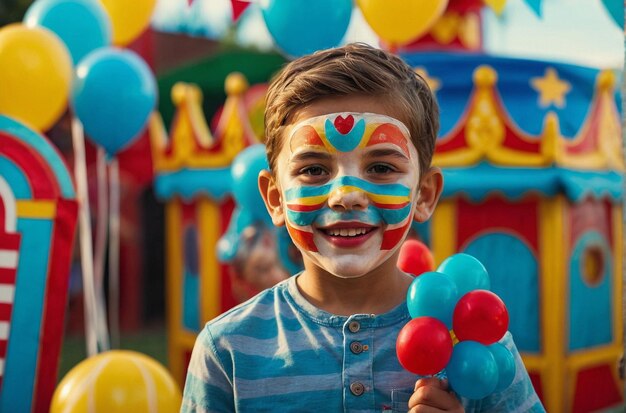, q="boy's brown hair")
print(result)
[264,42,439,179]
